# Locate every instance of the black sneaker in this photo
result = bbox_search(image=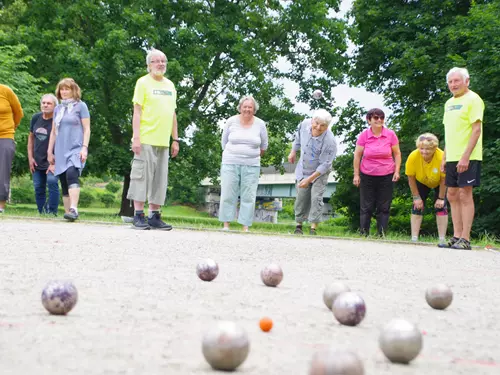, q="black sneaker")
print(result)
[451,238,472,250]
[309,228,317,235]
[148,212,172,231]
[63,208,78,222]
[132,213,150,230]
[438,236,459,248]
[294,225,303,235]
